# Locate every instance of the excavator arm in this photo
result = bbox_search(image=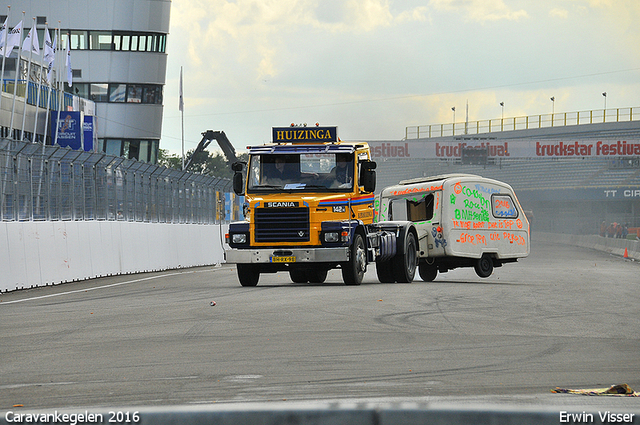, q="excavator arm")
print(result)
[183,130,238,171]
